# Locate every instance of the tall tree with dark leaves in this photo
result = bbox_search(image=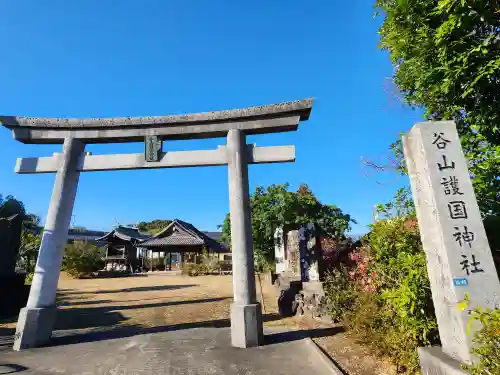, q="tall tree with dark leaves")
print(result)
[376,0,500,248]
